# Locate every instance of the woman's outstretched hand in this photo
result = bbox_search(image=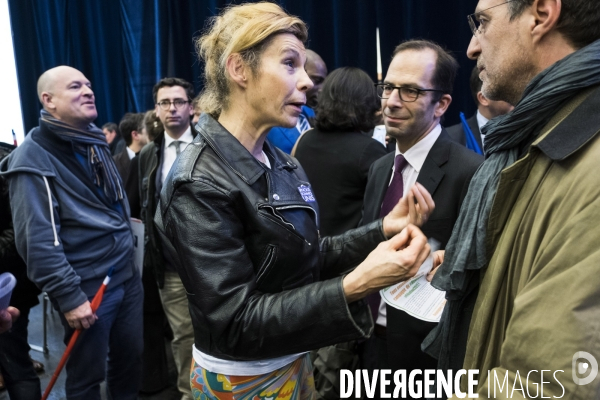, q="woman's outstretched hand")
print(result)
[343,224,431,303]
[382,183,435,239]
